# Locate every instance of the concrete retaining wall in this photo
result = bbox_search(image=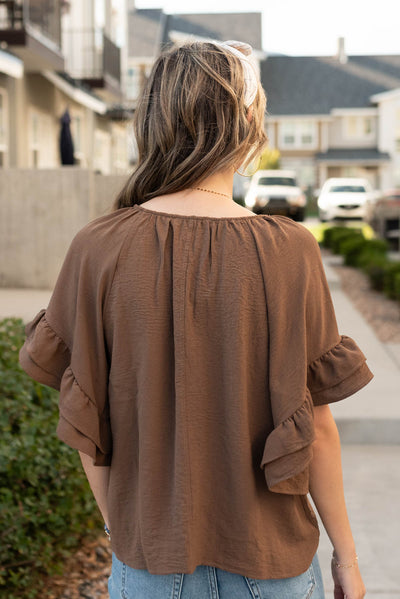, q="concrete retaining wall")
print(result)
[0,168,128,289]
